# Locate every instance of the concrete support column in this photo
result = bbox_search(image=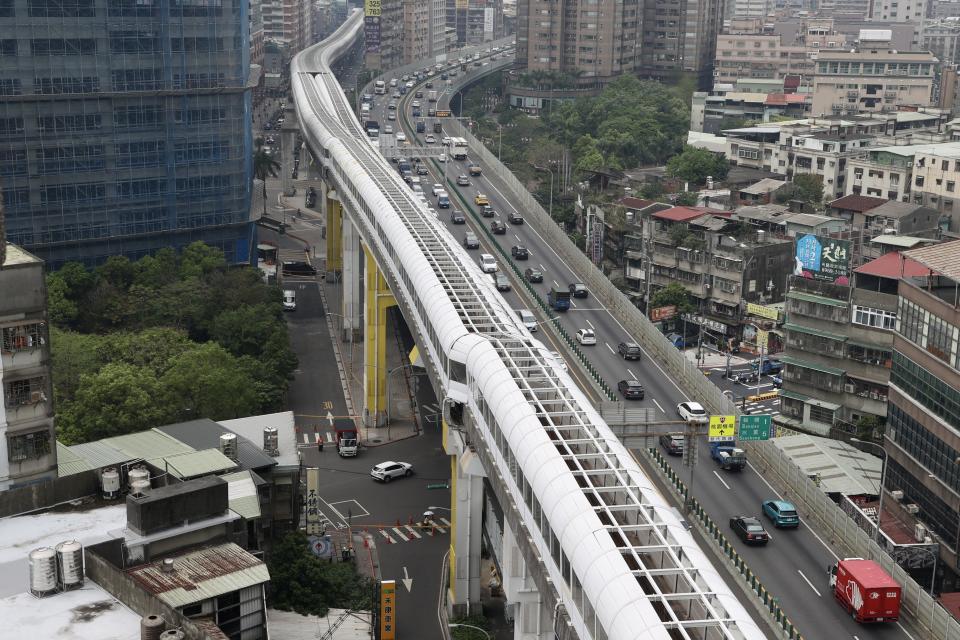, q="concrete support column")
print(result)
[449,450,485,616]
[362,244,395,428]
[341,218,362,342]
[324,190,343,282]
[502,519,552,640]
